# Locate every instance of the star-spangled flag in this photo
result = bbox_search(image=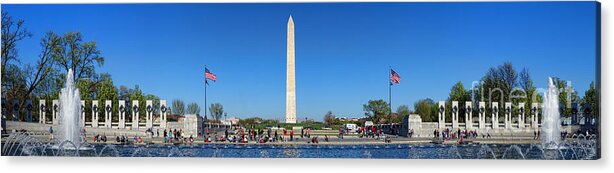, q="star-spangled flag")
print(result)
[205,68,217,83]
[390,68,401,85]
